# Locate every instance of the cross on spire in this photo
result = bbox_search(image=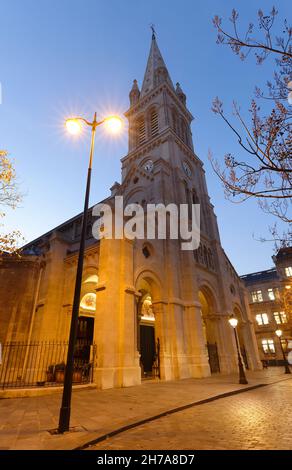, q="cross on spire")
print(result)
[150,23,156,40]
